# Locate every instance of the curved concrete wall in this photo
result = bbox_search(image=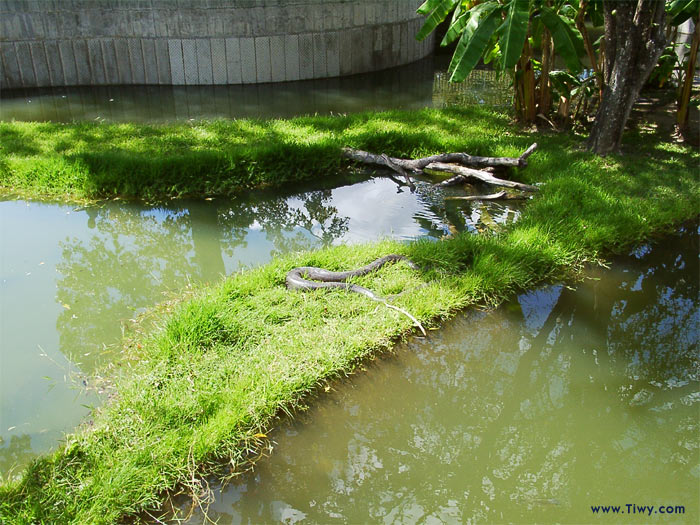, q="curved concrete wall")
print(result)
[0,0,433,89]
